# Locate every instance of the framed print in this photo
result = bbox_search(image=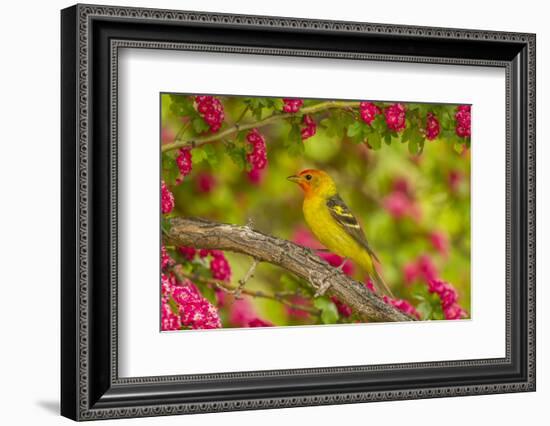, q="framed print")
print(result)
[61,4,536,421]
